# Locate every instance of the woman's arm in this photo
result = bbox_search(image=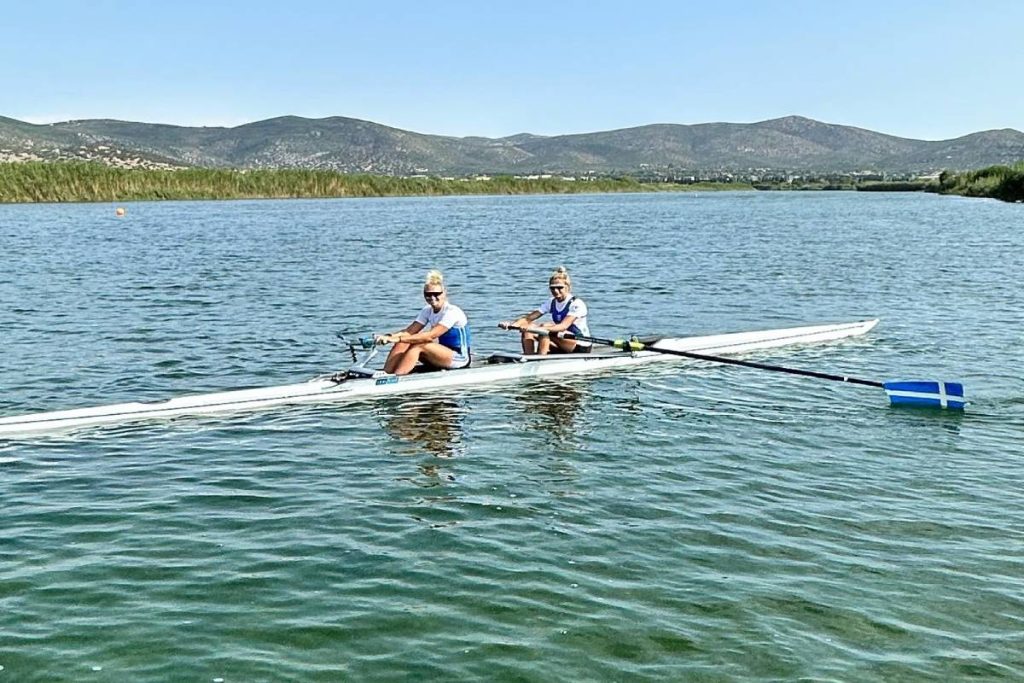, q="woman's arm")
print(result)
[500,310,542,330]
[546,314,578,333]
[395,322,446,345]
[377,321,424,344]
